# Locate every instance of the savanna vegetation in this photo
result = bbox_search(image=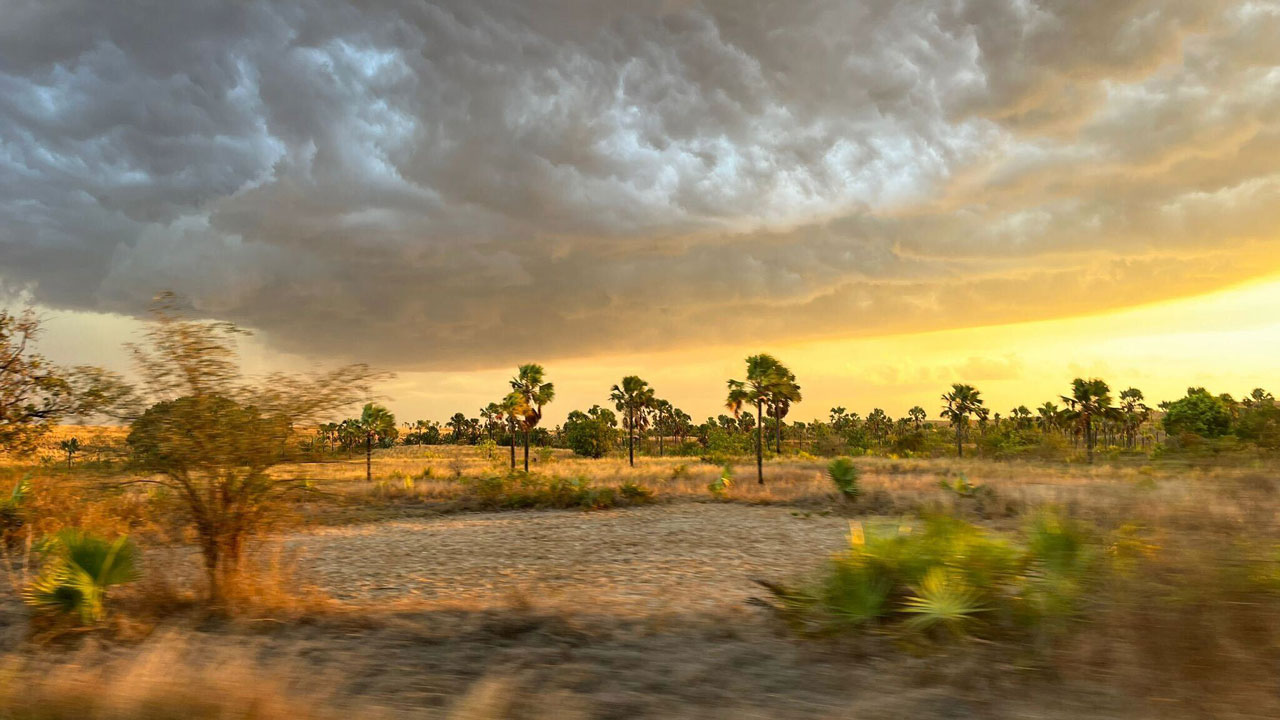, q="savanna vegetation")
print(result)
[2,297,1279,719]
